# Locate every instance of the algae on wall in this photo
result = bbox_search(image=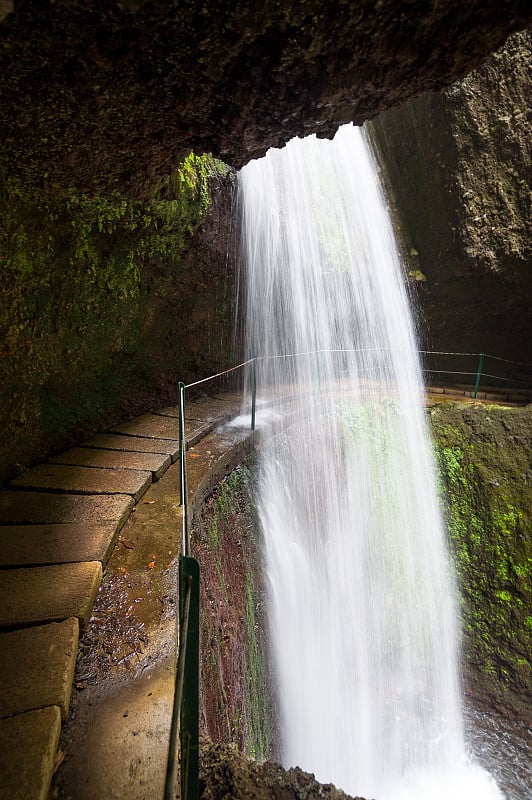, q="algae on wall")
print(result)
[195,459,272,761]
[430,402,531,719]
[0,155,237,484]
